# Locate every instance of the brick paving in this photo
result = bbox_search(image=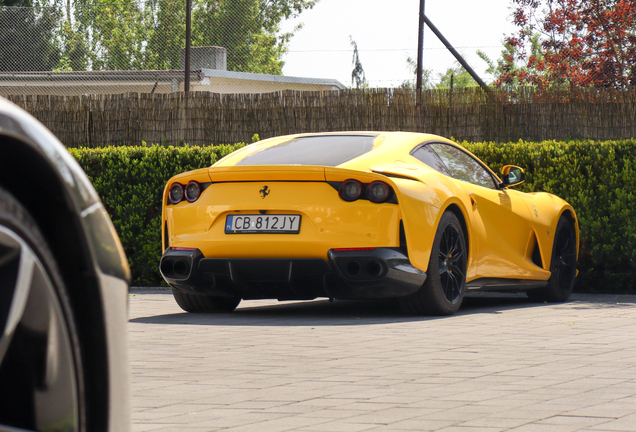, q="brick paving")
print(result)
[129,290,636,432]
